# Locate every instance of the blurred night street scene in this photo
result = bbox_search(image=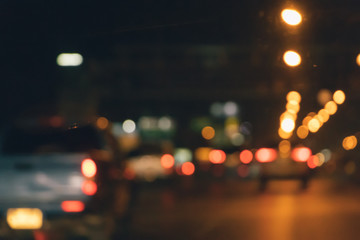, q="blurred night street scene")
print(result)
[1,0,360,239]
